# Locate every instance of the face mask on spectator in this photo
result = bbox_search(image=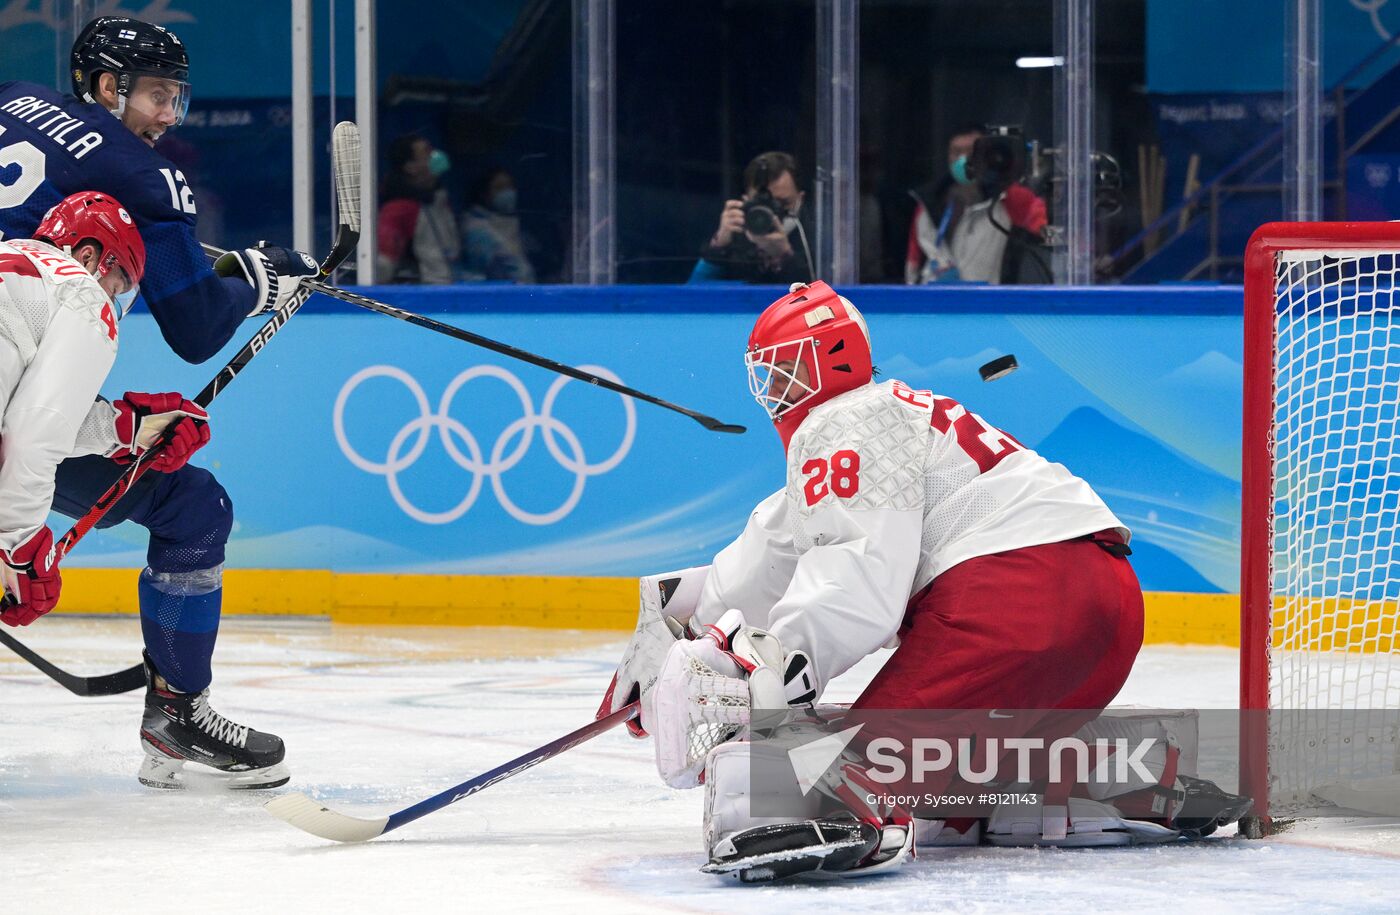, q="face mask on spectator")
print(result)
[429,148,451,178]
[491,188,518,215]
[950,154,972,185]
